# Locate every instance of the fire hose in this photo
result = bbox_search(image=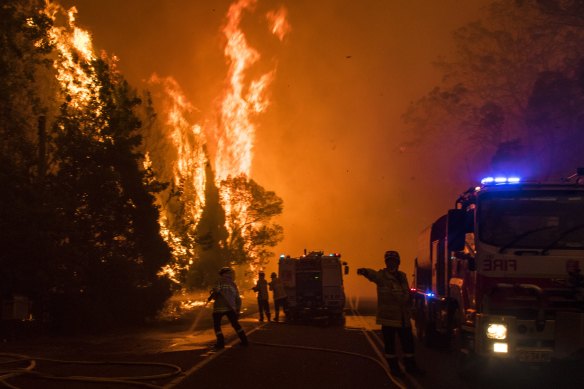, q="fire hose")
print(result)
[0,352,181,389]
[251,340,407,388]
